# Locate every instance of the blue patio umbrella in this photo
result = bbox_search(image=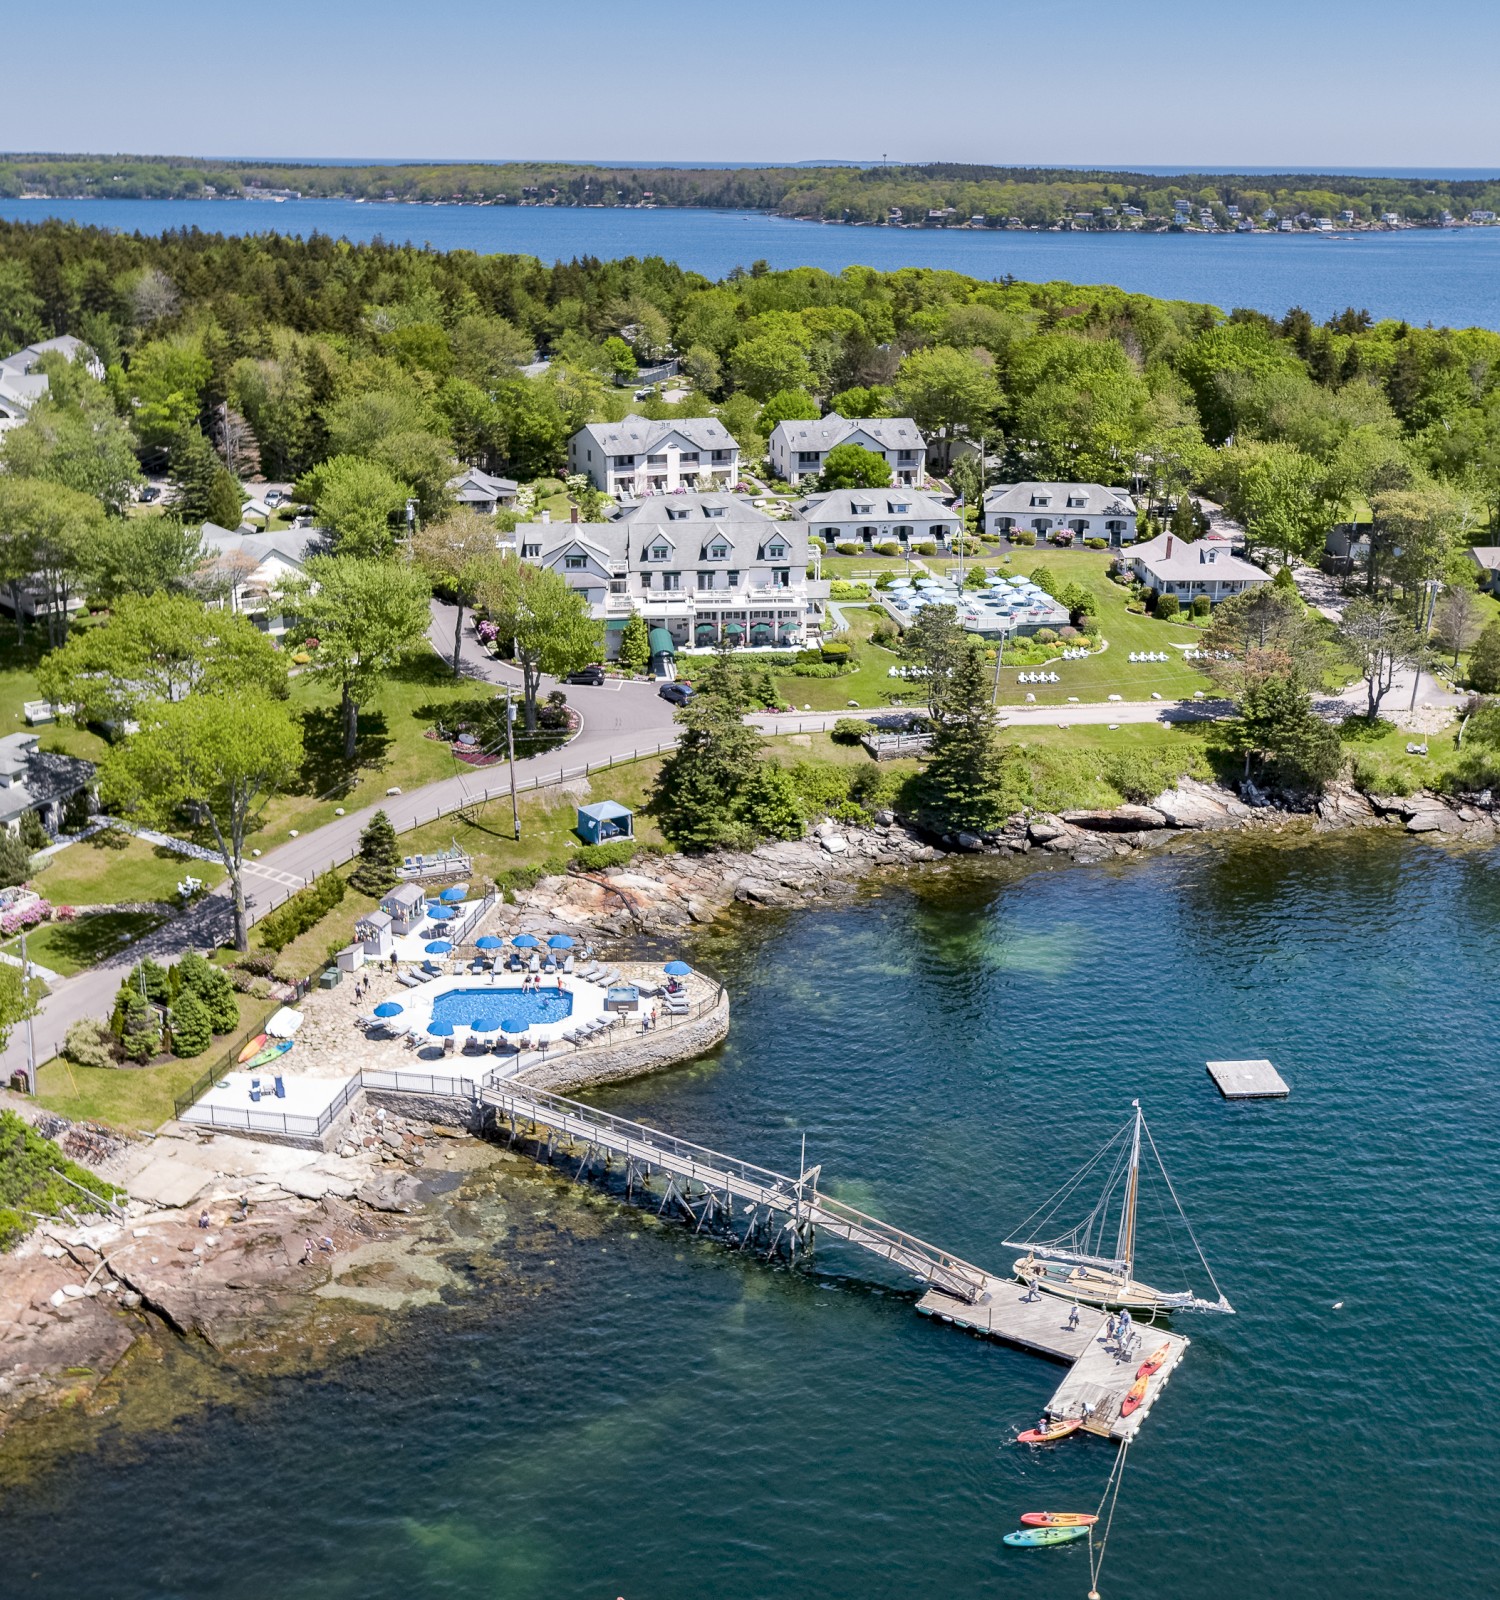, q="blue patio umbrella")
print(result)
[501,1016,528,1033]
[470,1017,498,1033]
[425,940,452,955]
[547,933,574,950]
[440,885,467,903]
[426,904,454,921]
[663,960,691,976]
[512,933,540,949]
[426,1020,455,1038]
[372,1001,404,1019]
[475,935,504,949]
